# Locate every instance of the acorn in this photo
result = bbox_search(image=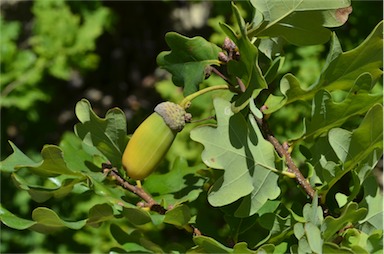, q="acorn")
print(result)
[122,102,191,180]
